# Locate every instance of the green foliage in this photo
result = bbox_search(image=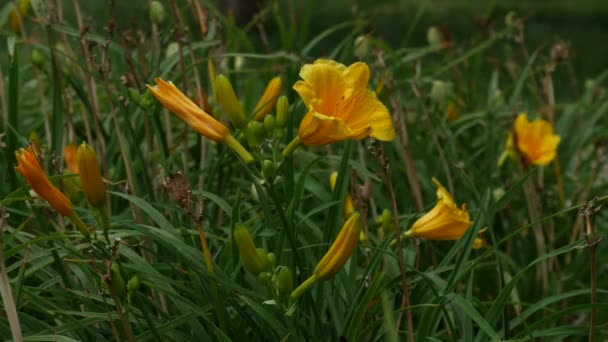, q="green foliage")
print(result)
[0,1,607,341]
